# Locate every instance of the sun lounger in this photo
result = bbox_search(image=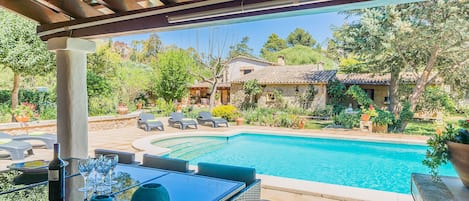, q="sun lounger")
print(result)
[168,112,198,130]
[0,138,33,160]
[137,113,164,131]
[197,111,228,128]
[0,132,56,149]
